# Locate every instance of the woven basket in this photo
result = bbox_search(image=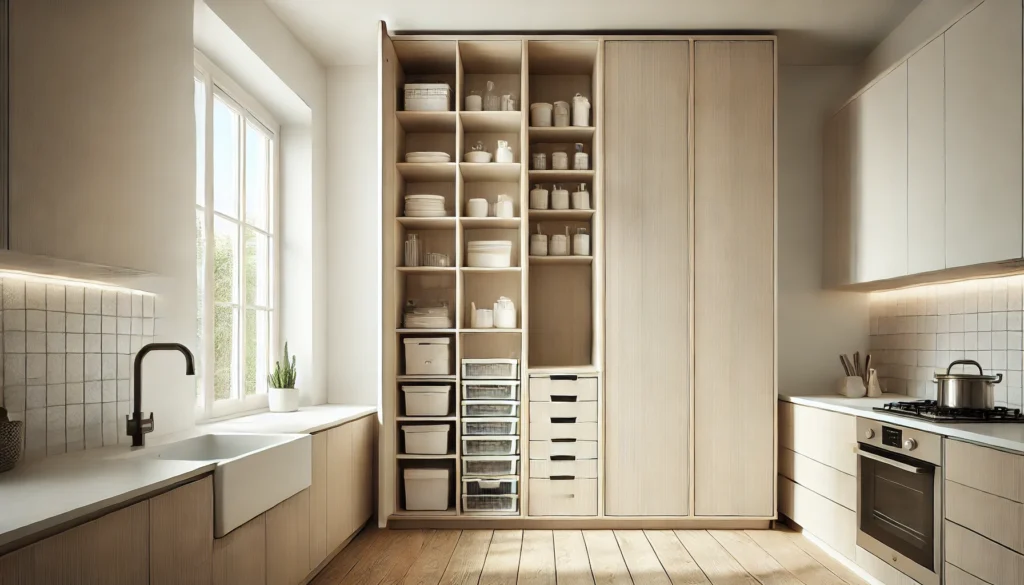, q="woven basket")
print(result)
[0,420,24,472]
